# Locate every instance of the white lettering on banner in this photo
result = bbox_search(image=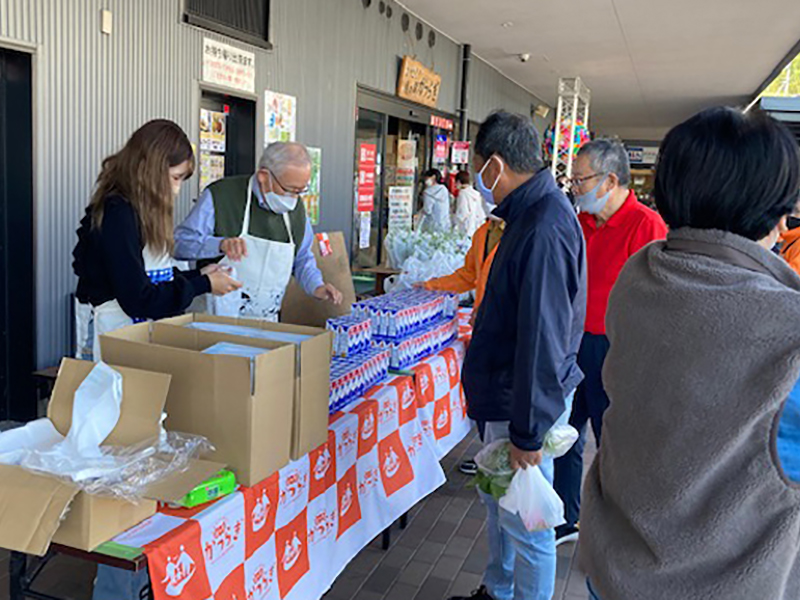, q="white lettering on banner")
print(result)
[340,484,354,516]
[282,533,303,571]
[434,364,447,387]
[383,448,401,479]
[401,386,415,411]
[436,409,450,432]
[447,357,458,379]
[313,447,332,481]
[162,545,197,597]
[361,412,375,440]
[419,372,430,397]
[202,38,255,94]
[252,490,271,533]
